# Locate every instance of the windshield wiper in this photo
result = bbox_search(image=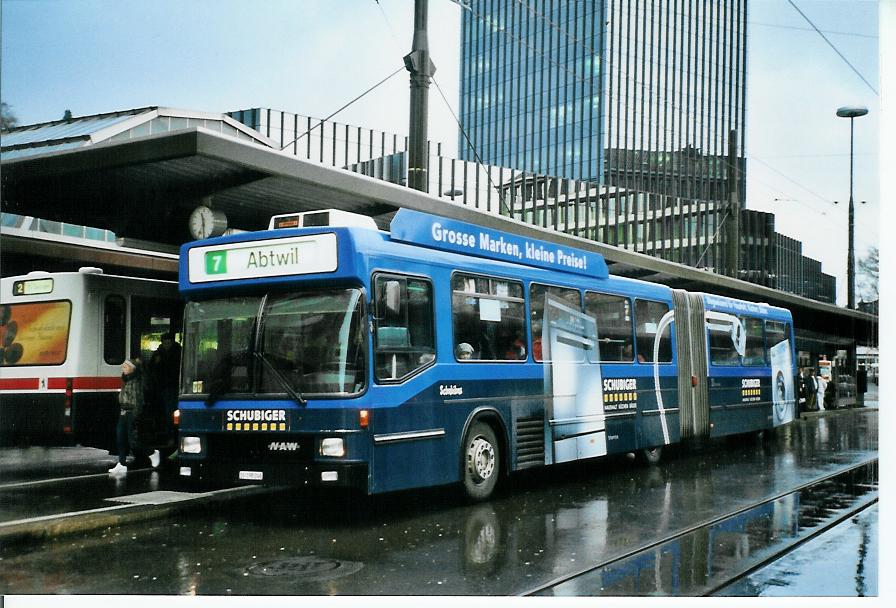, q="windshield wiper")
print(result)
[254,351,307,406]
[205,350,250,407]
